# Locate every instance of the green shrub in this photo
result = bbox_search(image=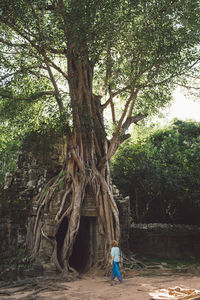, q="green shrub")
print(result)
[111,120,200,225]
